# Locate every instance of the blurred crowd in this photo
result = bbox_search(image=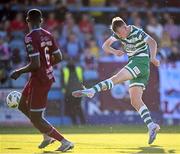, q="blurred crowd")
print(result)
[0,0,180,88]
[1,0,180,9]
